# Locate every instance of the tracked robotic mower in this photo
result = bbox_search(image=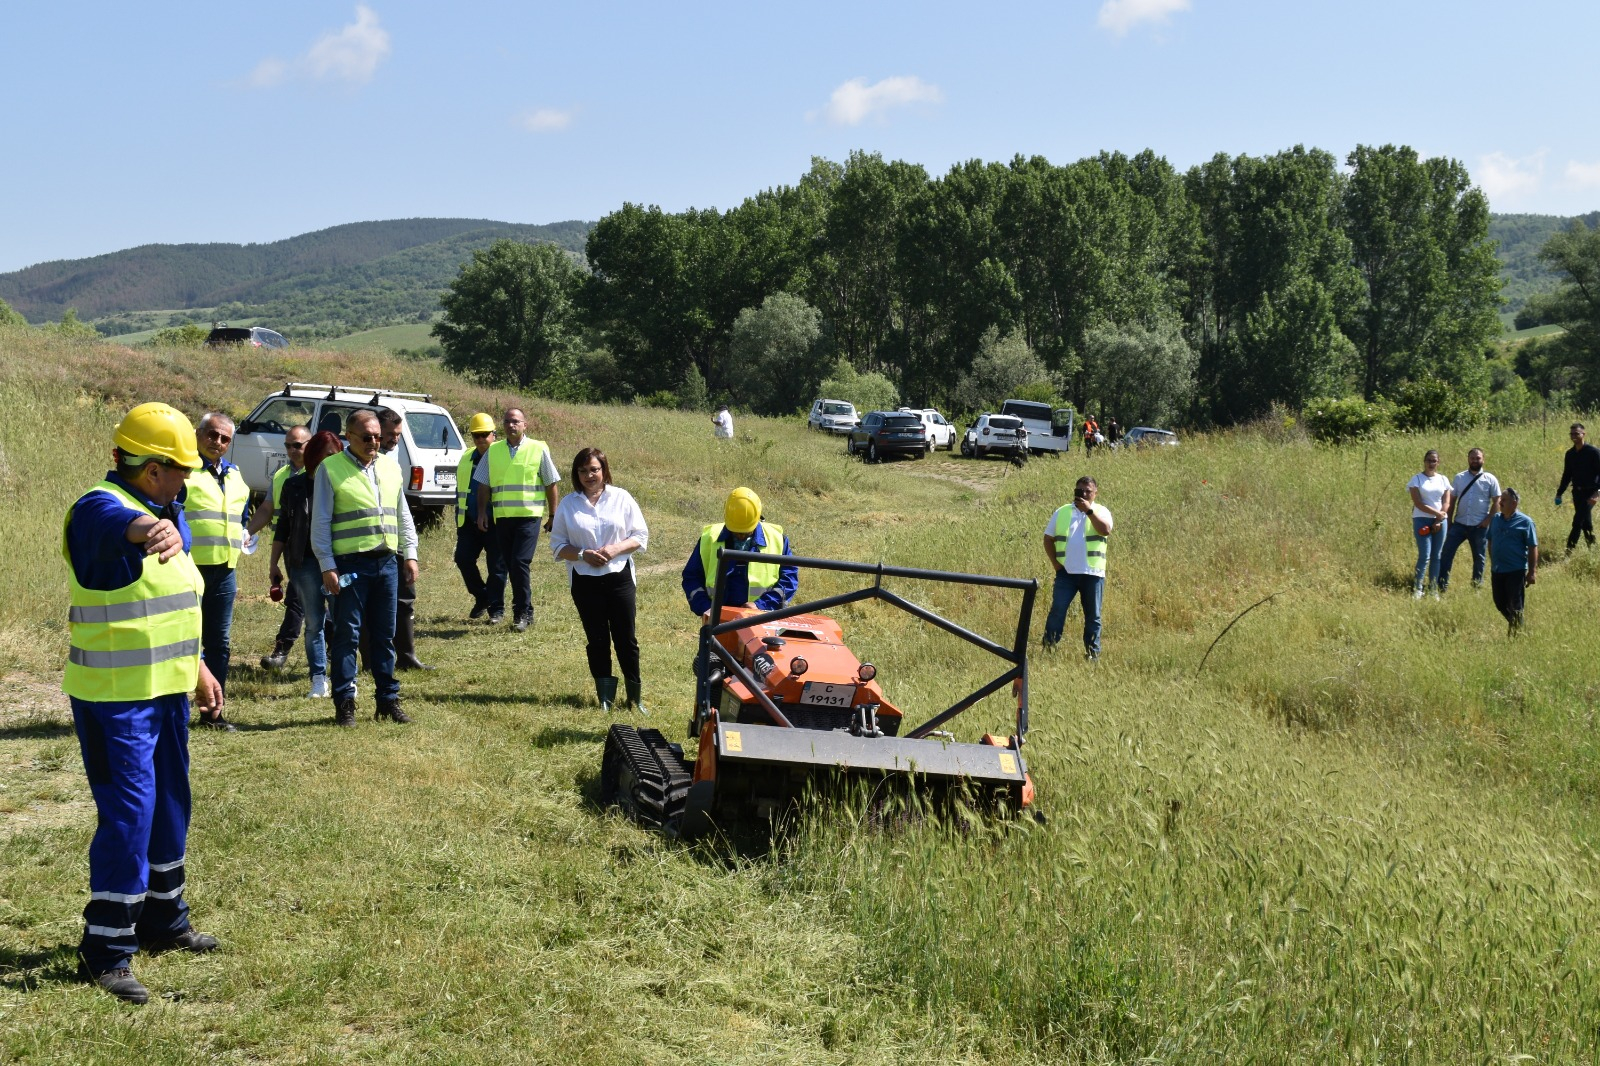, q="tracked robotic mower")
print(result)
[600,551,1038,837]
